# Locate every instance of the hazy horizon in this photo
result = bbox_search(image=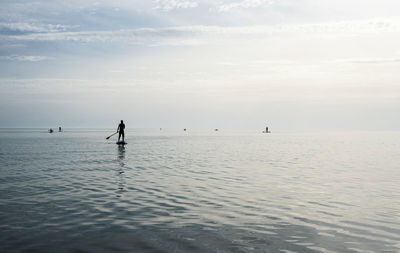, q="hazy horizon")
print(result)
[1,0,400,130]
